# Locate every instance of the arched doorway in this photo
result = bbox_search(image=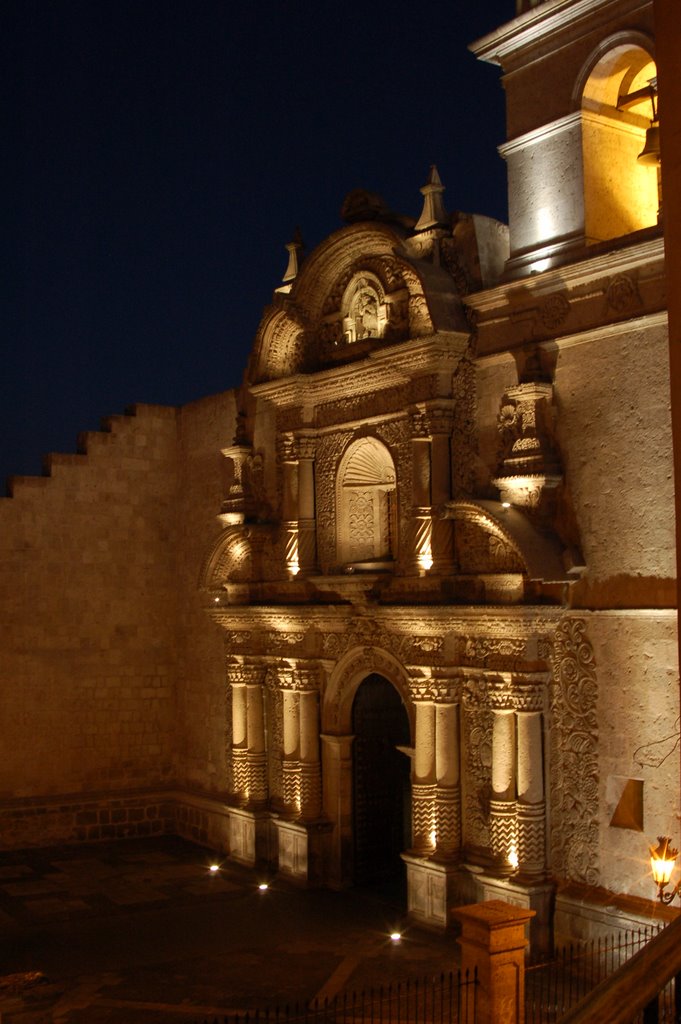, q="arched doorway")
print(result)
[351,675,411,892]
